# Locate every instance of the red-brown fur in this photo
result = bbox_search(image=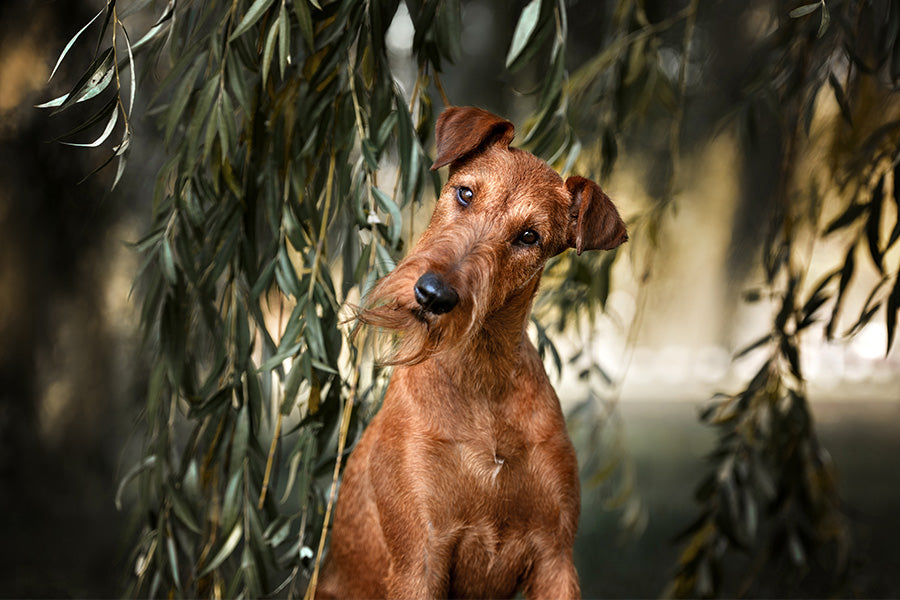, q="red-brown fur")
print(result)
[316,106,627,599]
